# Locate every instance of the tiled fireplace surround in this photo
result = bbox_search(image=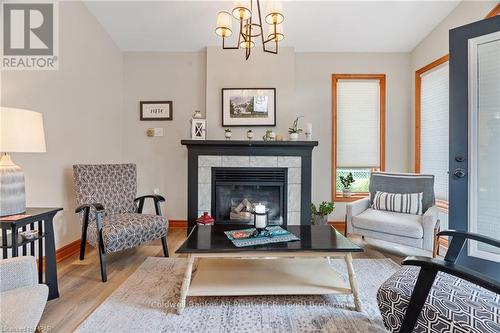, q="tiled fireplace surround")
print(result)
[198,155,303,225]
[181,140,318,231]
